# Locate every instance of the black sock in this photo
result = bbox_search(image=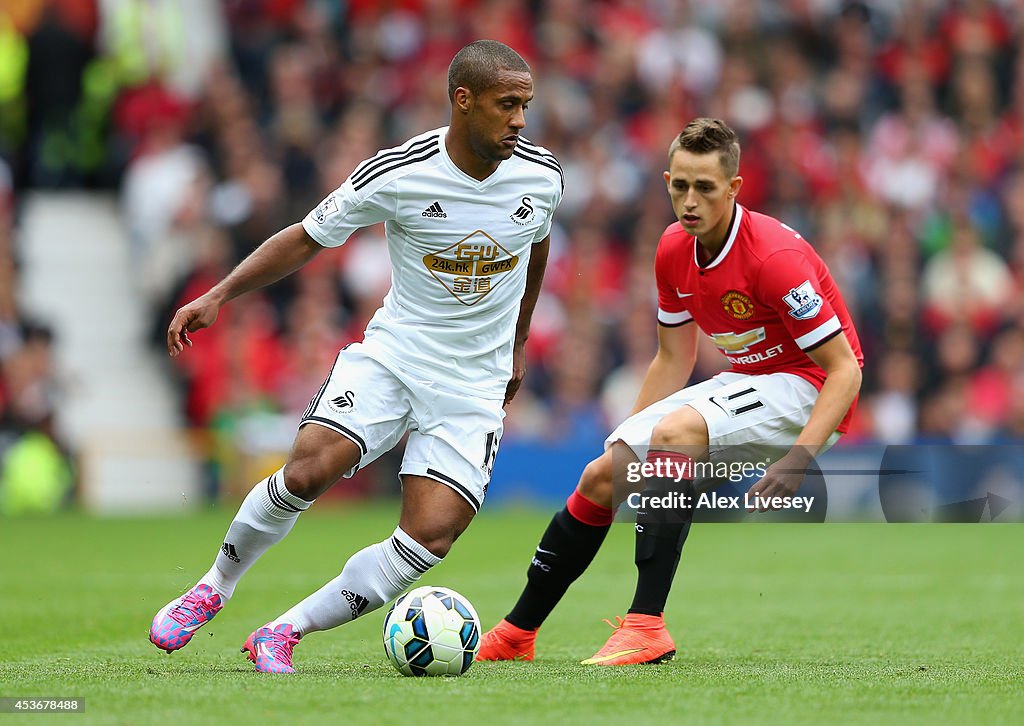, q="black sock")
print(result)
[506,506,611,630]
[628,478,694,616]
